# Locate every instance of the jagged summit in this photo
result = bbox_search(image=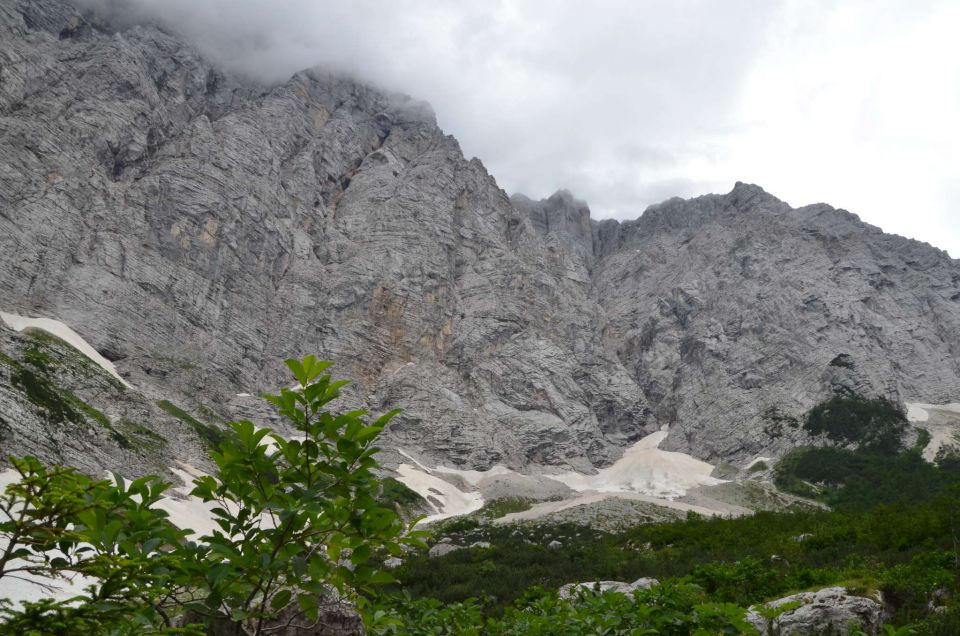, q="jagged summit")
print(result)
[1,0,959,482]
